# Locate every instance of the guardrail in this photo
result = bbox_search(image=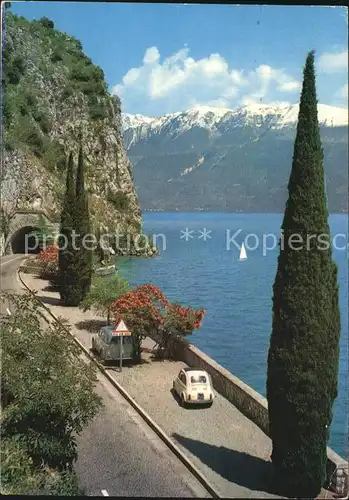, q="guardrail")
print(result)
[18,268,221,499]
